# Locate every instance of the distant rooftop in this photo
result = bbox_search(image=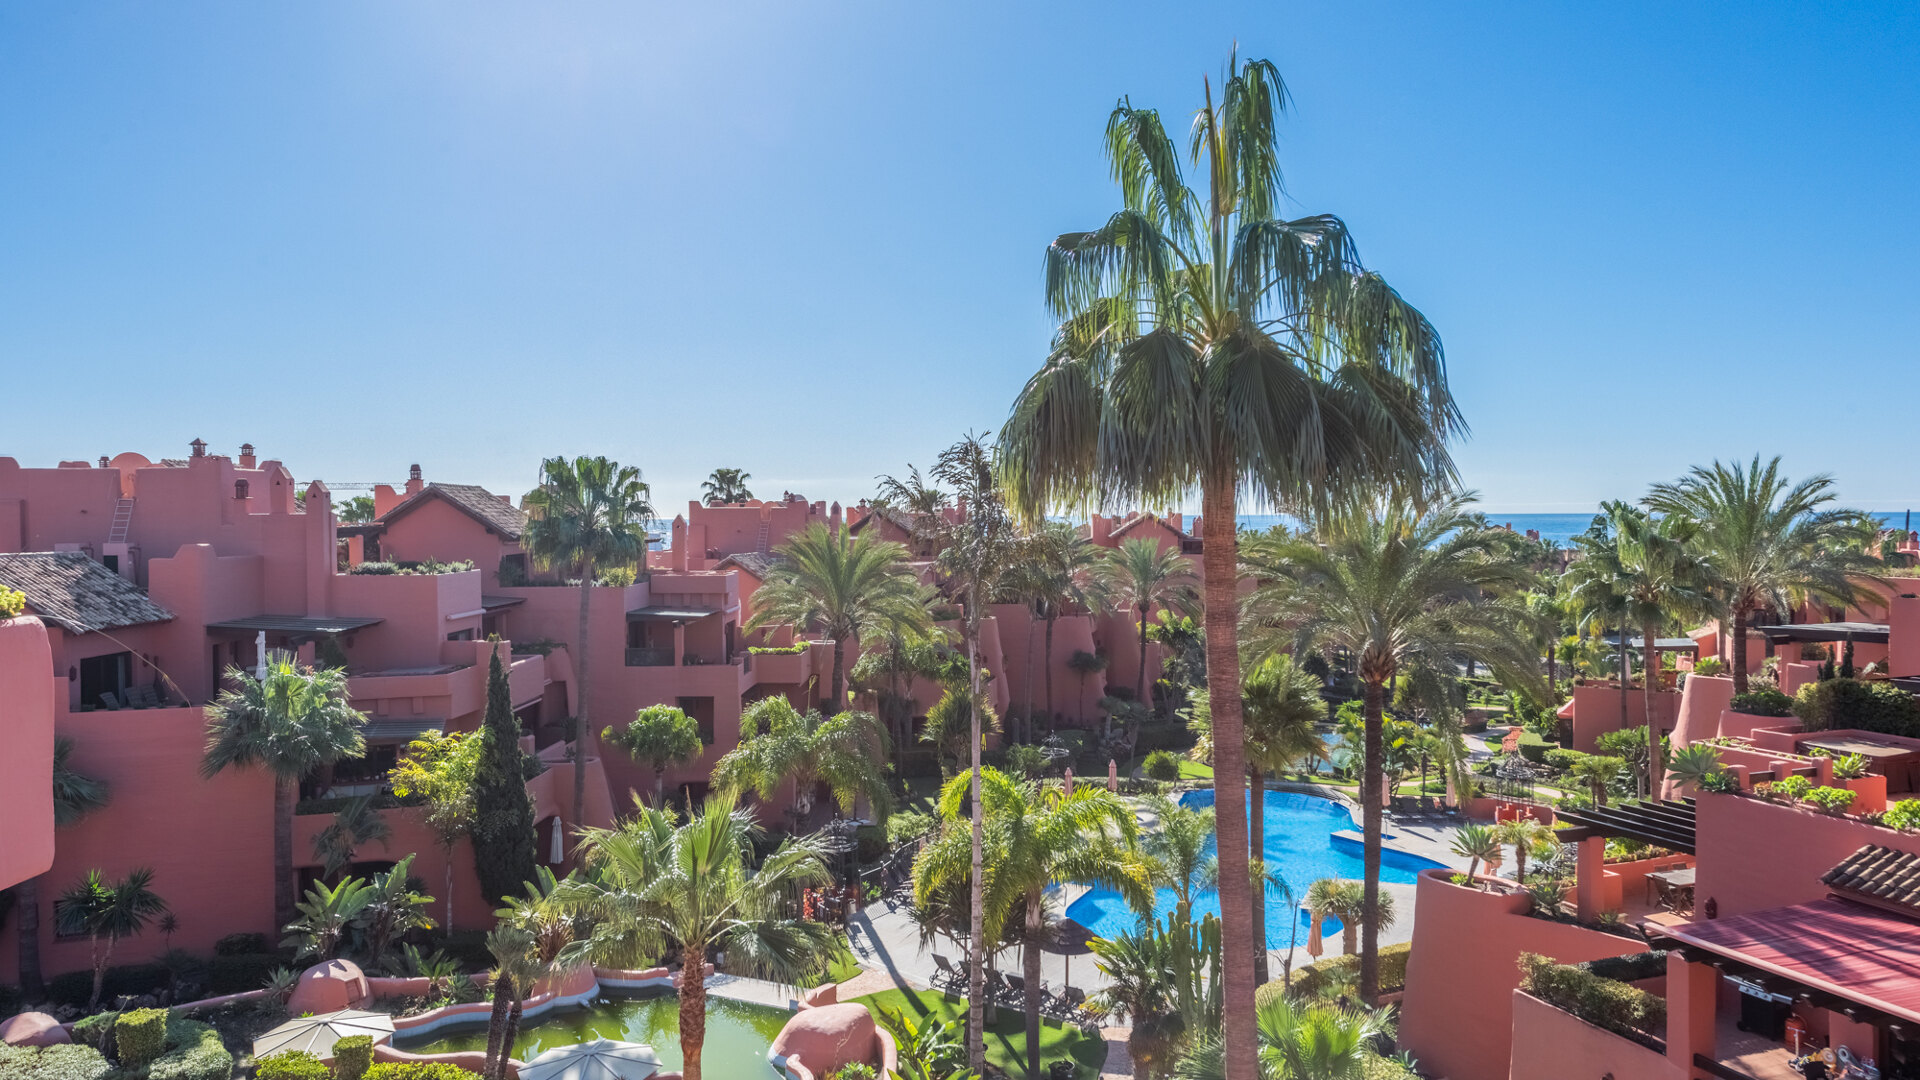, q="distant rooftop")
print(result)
[379,482,526,540]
